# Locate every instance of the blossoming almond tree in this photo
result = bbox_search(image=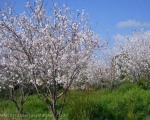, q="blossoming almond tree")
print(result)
[75,59,112,89]
[111,31,150,83]
[0,4,33,118]
[0,1,98,119]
